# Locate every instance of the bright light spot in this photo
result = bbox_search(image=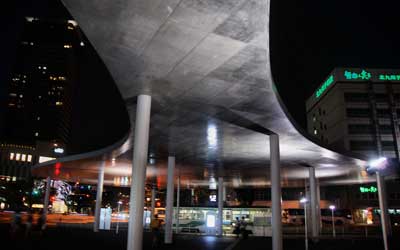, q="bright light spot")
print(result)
[300,198,307,203]
[54,147,64,154]
[329,205,336,210]
[207,124,217,147]
[206,214,215,227]
[369,157,387,169]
